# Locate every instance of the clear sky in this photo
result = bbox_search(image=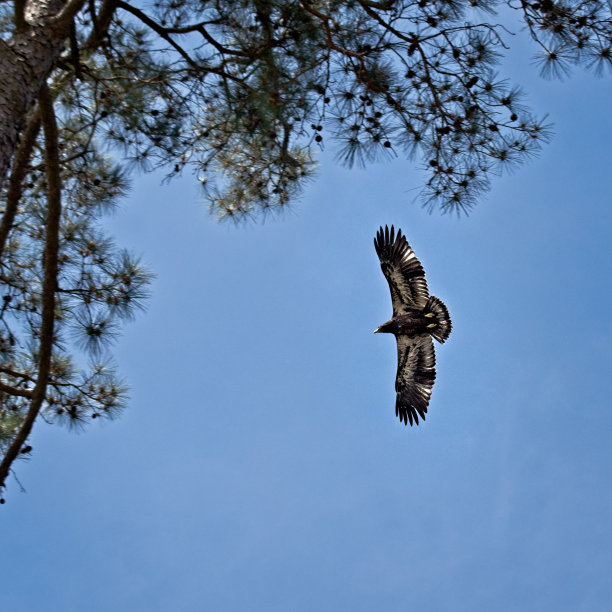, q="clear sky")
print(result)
[2,27,612,612]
